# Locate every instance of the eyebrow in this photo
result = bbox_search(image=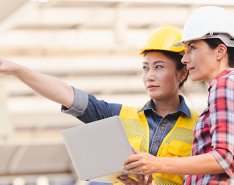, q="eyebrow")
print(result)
[142,60,165,65]
[187,41,195,47]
